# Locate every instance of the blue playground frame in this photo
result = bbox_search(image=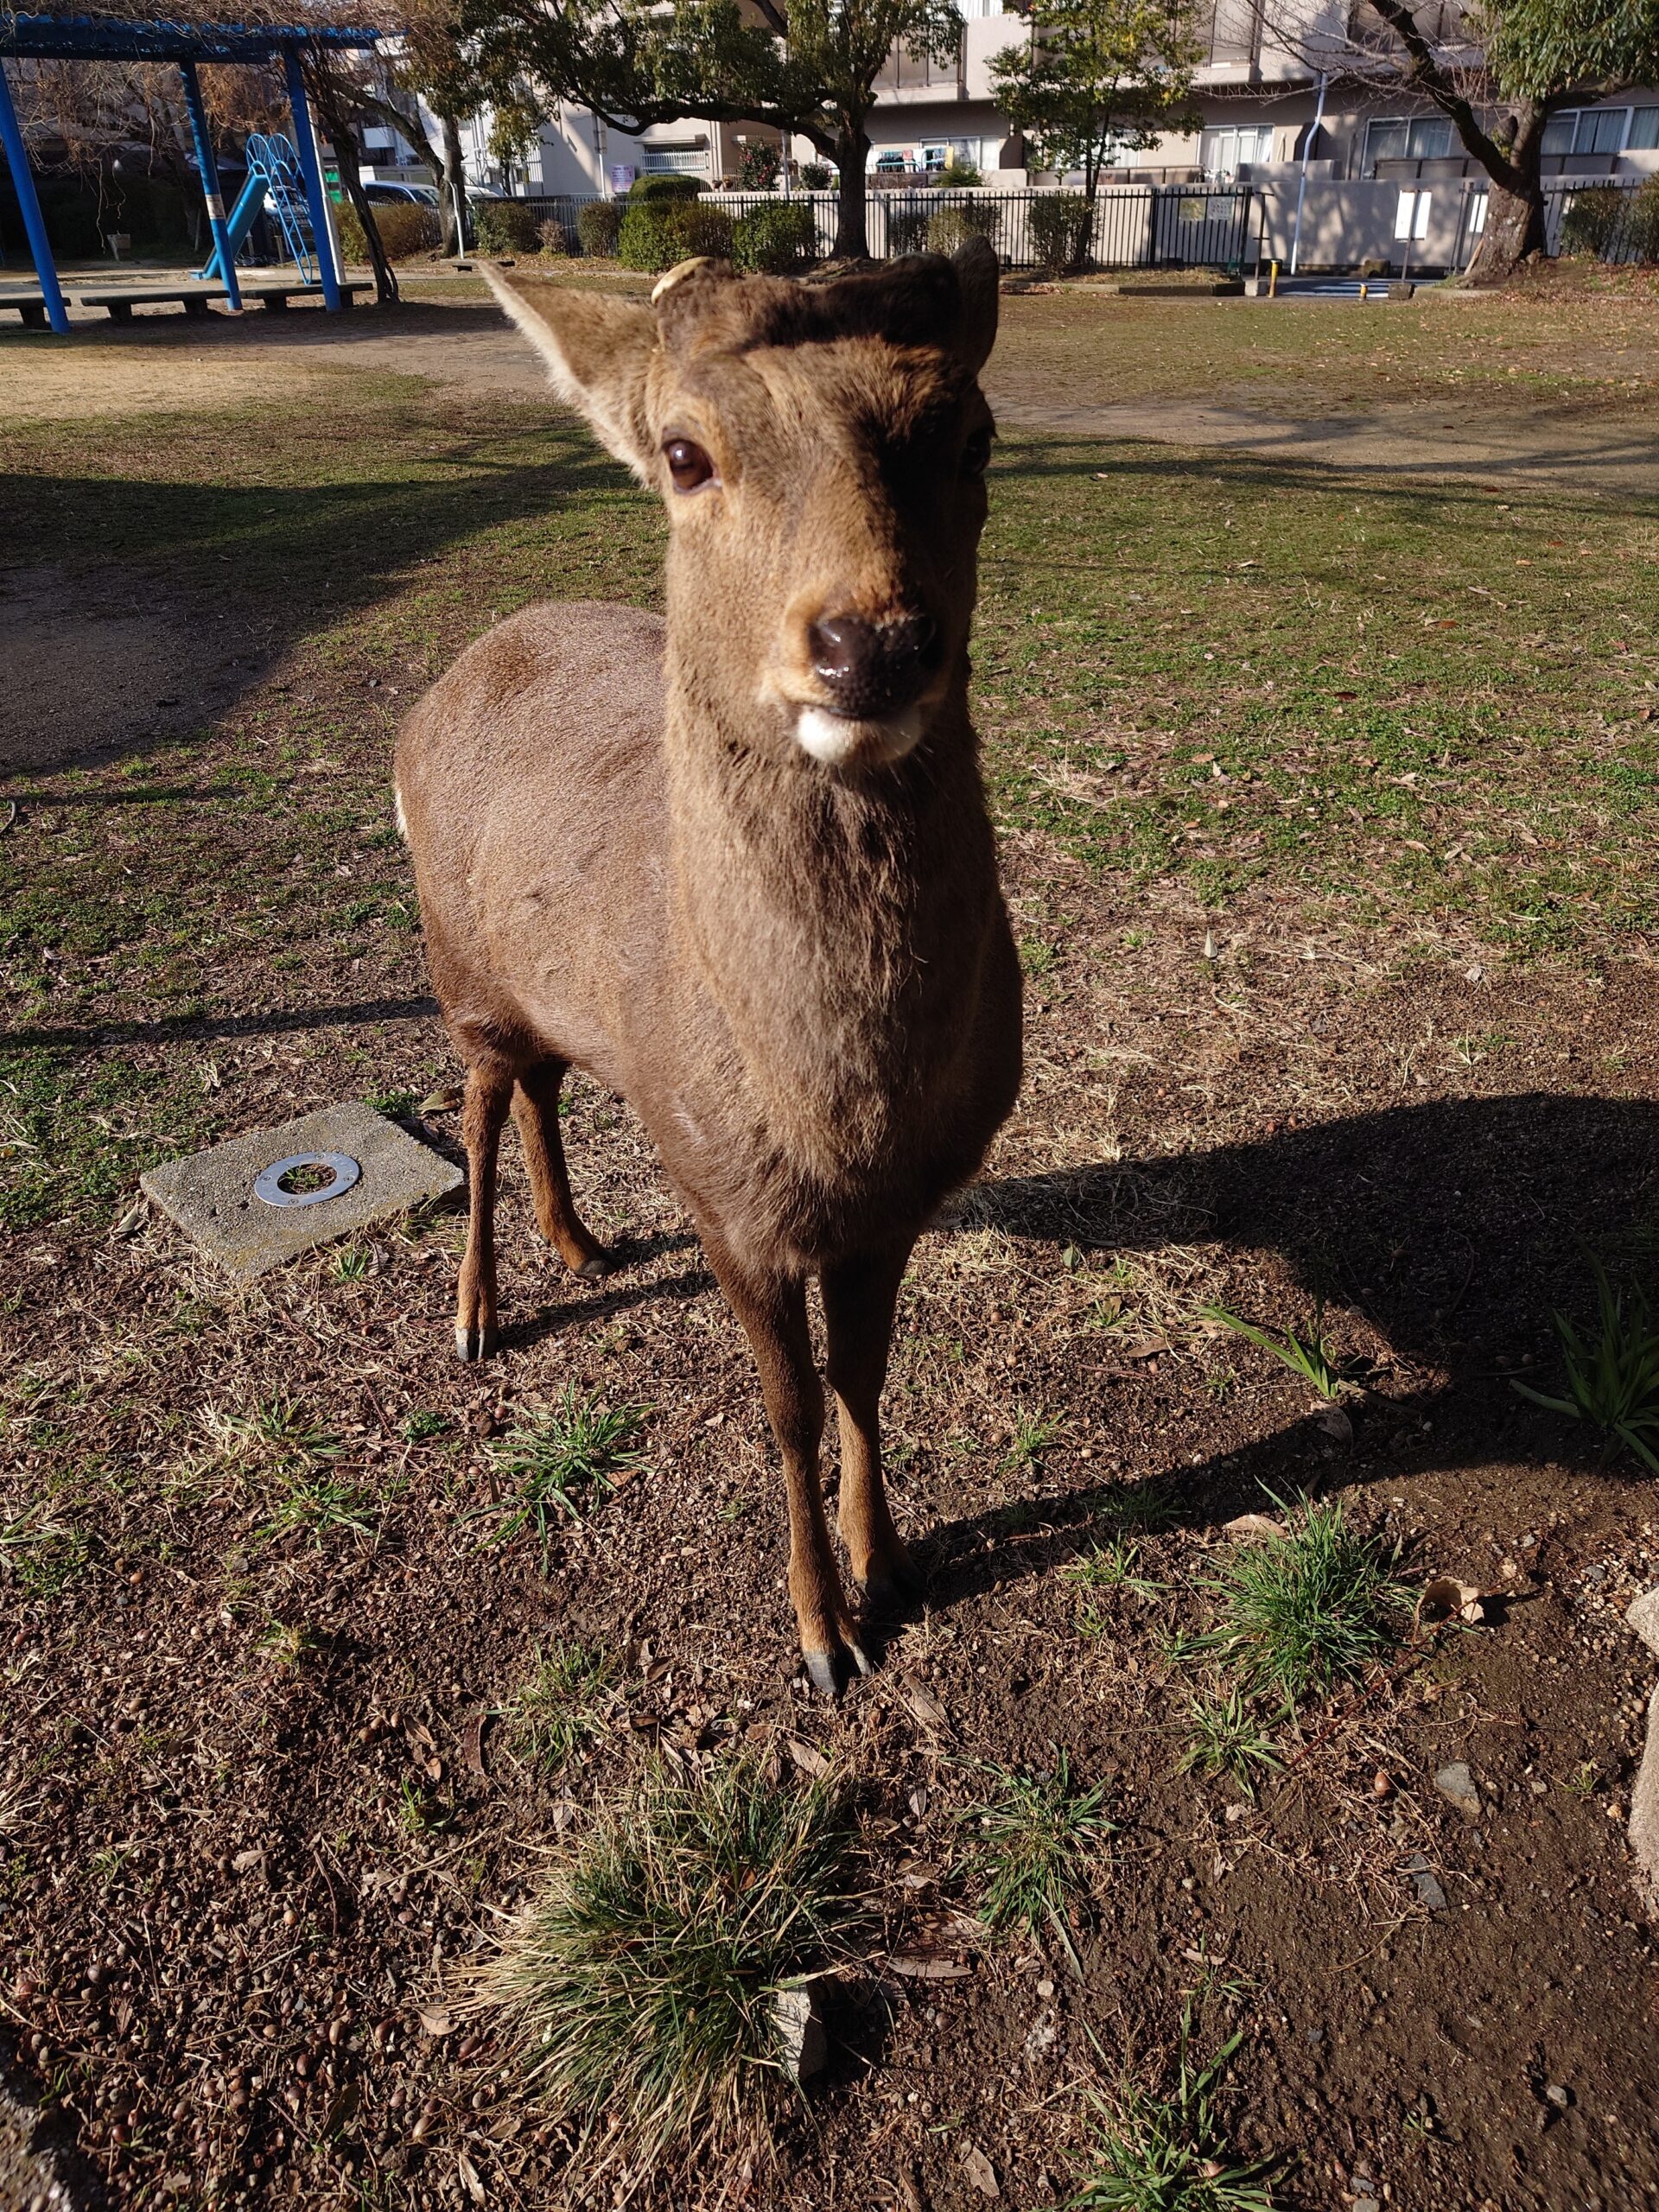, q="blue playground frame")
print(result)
[0,12,381,334]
